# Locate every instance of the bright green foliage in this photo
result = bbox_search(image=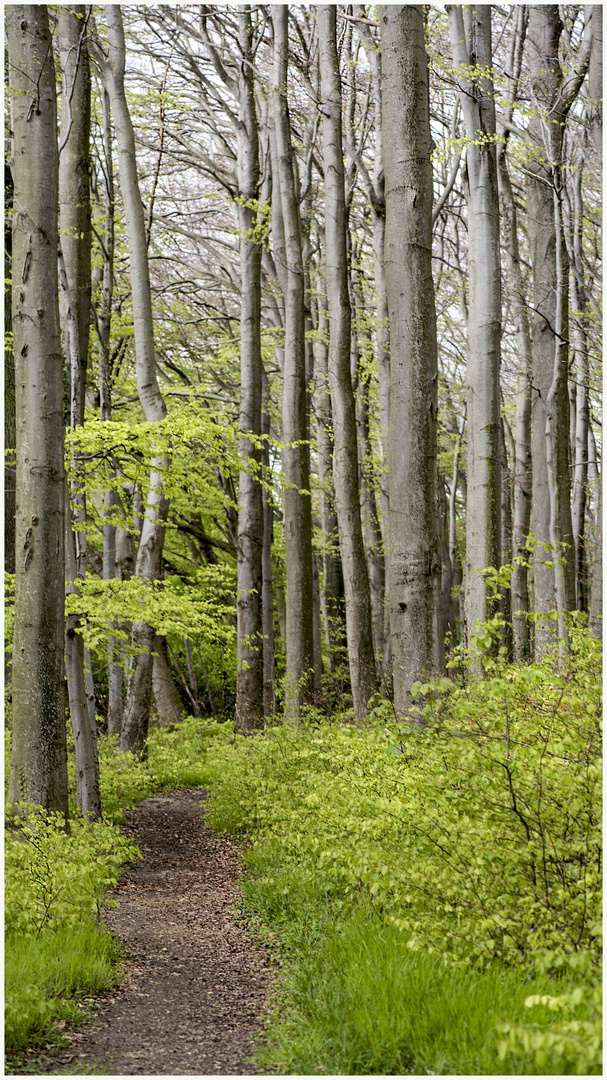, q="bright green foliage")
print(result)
[65,566,236,661]
[97,718,234,822]
[243,894,595,1075]
[201,633,601,1073]
[5,812,137,1053]
[5,811,138,939]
